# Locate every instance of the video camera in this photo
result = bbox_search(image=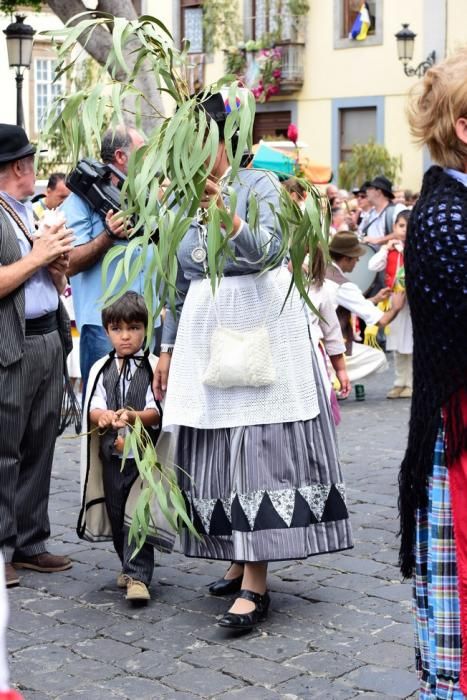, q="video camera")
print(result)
[66,158,128,223]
